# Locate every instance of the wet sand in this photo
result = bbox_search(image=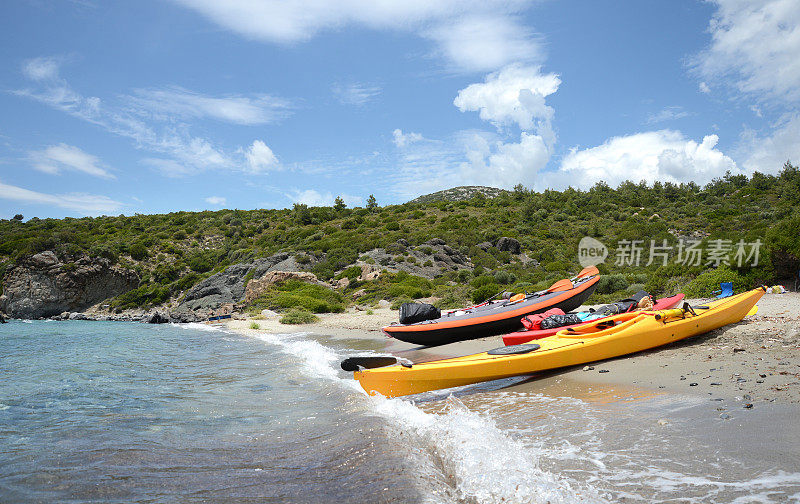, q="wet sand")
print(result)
[226,292,800,404]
